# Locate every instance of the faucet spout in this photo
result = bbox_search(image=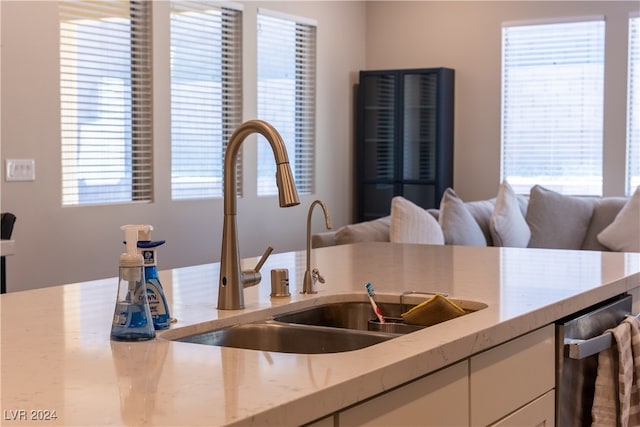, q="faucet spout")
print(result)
[302,200,332,294]
[218,120,300,310]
